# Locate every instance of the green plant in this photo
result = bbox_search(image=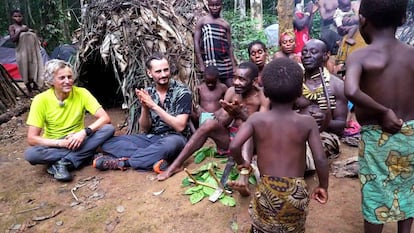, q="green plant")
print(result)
[182,162,236,206]
[224,12,271,61]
